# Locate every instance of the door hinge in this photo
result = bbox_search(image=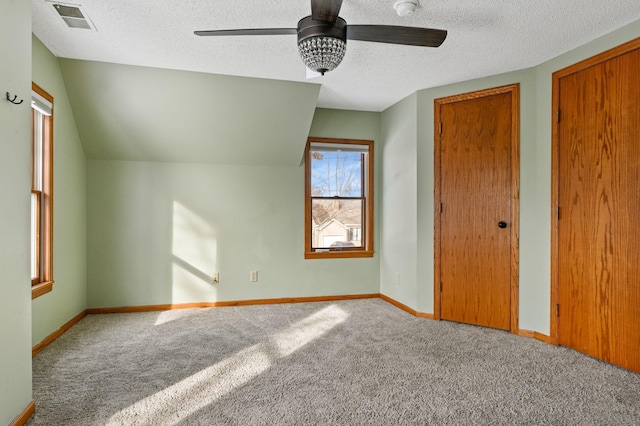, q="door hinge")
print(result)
[555,304,560,317]
[440,203,443,213]
[556,109,561,123]
[440,282,443,292]
[439,122,443,134]
[557,206,560,220]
